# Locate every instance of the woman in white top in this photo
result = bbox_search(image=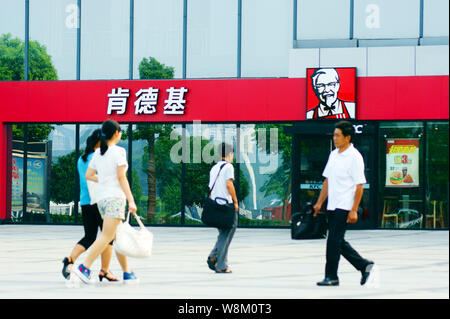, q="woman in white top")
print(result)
[73,119,138,284]
[61,129,118,282]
